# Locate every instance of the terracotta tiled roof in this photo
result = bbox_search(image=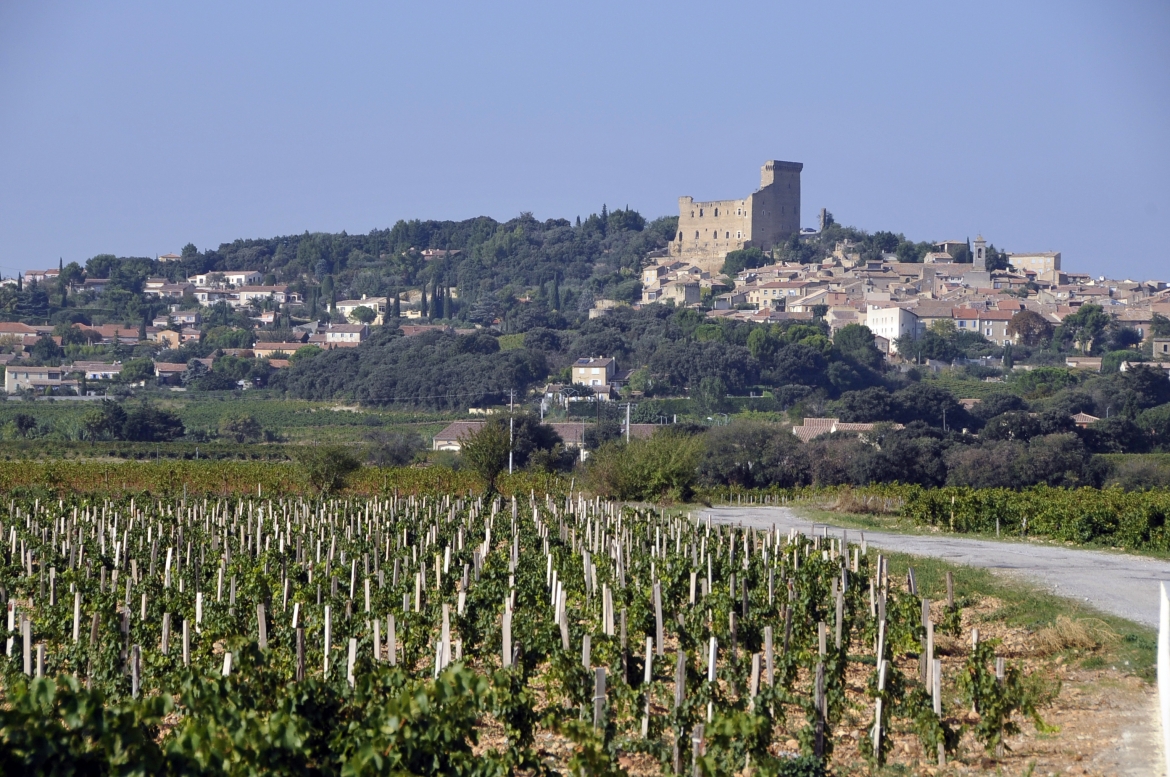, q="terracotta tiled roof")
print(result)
[433,421,485,444]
